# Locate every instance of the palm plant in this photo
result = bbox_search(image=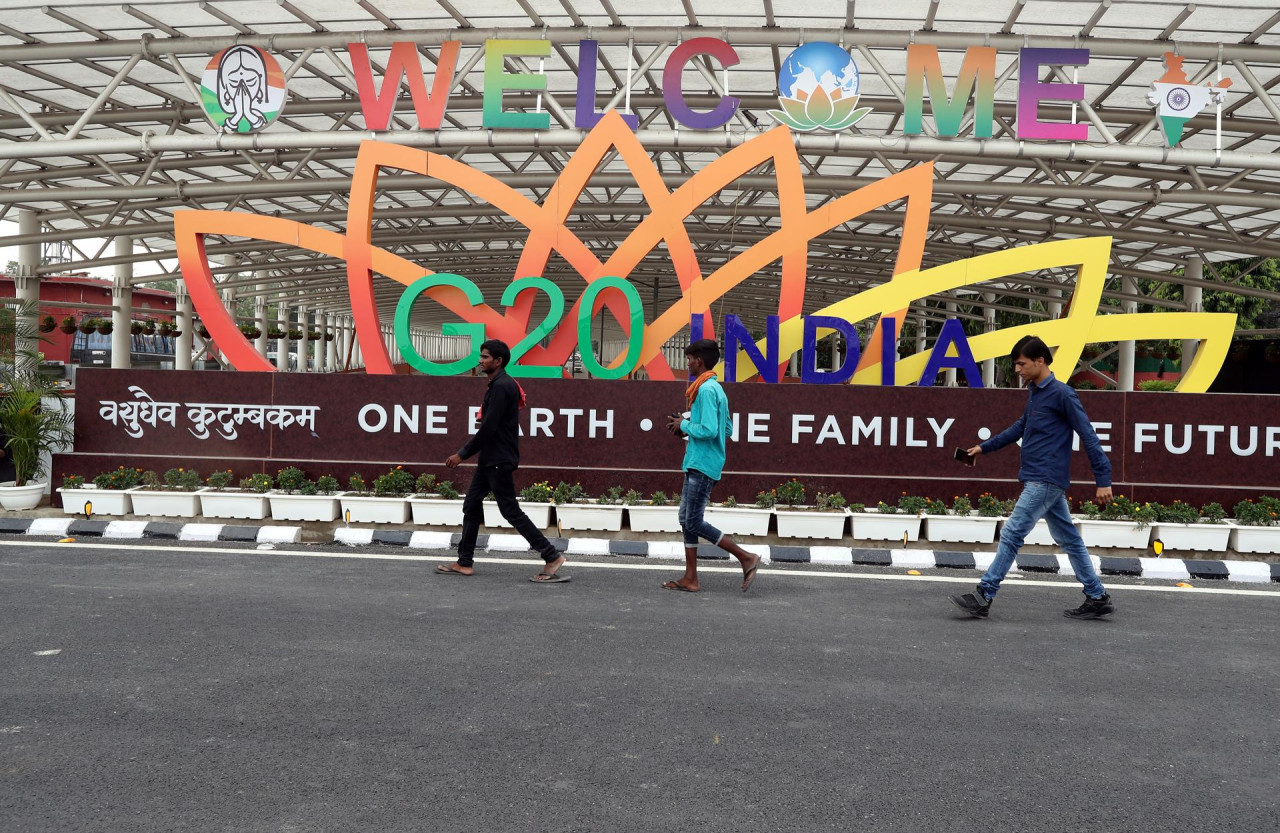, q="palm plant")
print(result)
[0,301,74,486]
